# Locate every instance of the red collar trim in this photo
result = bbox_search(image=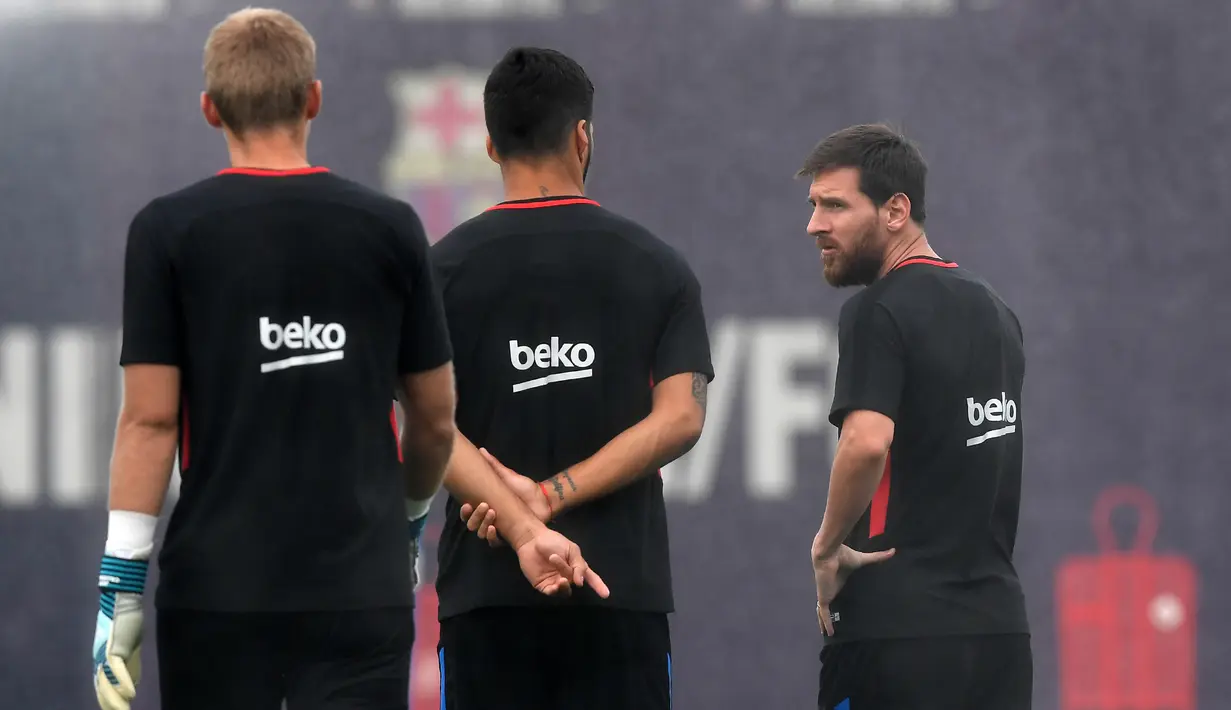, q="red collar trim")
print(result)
[217,166,330,177]
[892,257,958,271]
[486,197,600,211]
